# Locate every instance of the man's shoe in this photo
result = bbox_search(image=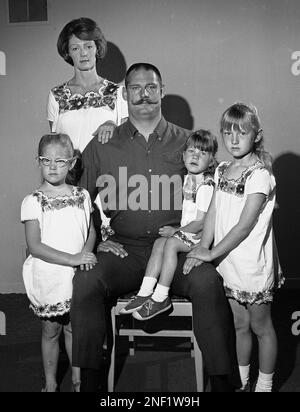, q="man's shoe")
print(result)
[132,297,172,321]
[118,295,152,315]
